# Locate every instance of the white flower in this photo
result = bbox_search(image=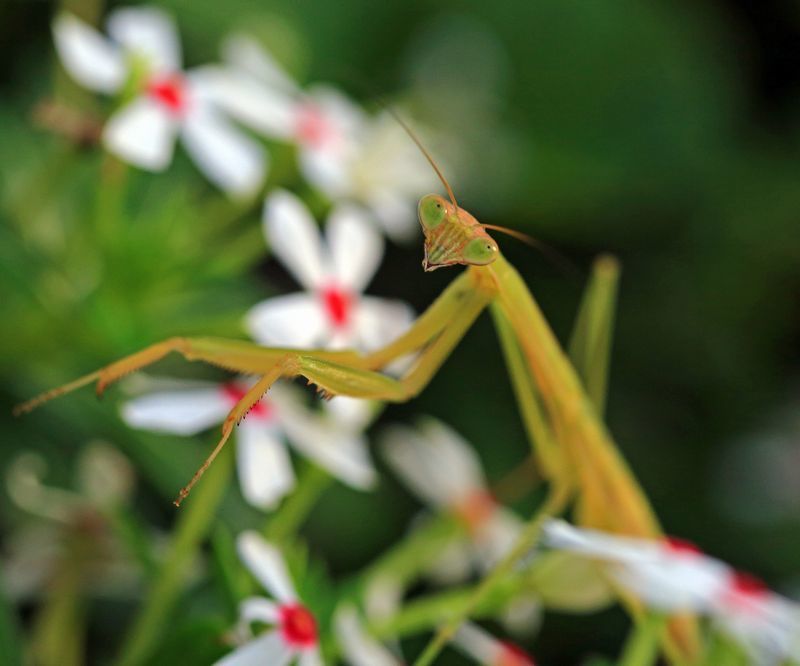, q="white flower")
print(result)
[202,34,439,240]
[120,377,376,510]
[52,8,264,196]
[453,623,536,666]
[217,532,322,666]
[4,444,140,600]
[542,520,730,613]
[382,417,523,581]
[543,520,800,665]
[245,189,414,351]
[334,604,401,666]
